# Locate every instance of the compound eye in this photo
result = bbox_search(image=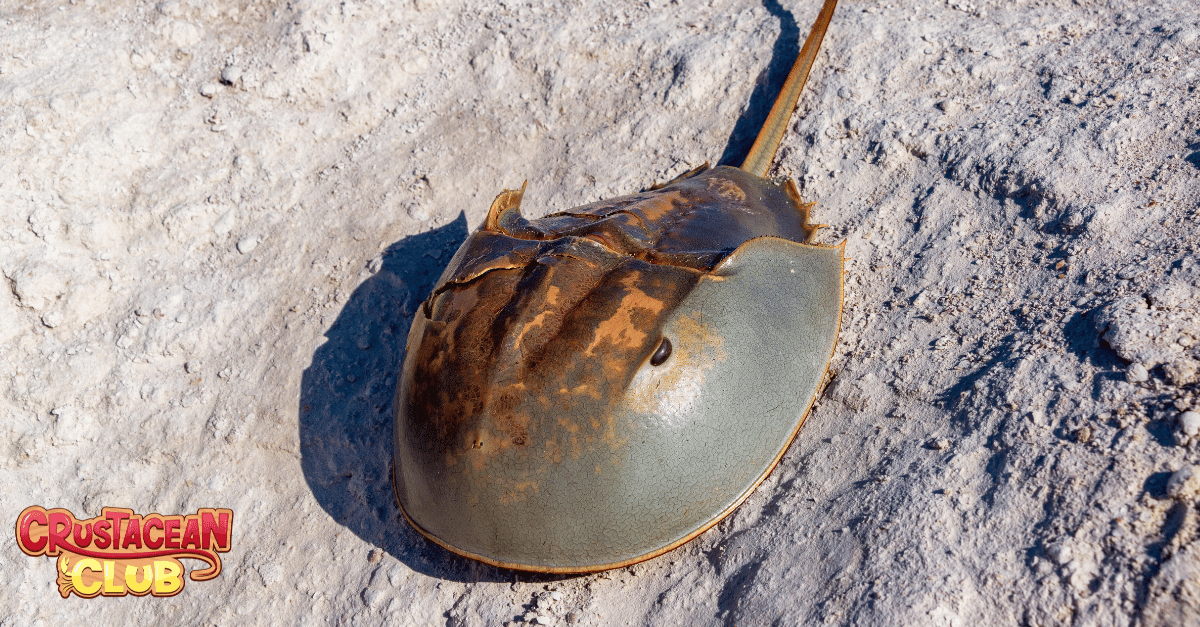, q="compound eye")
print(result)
[650,337,672,366]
